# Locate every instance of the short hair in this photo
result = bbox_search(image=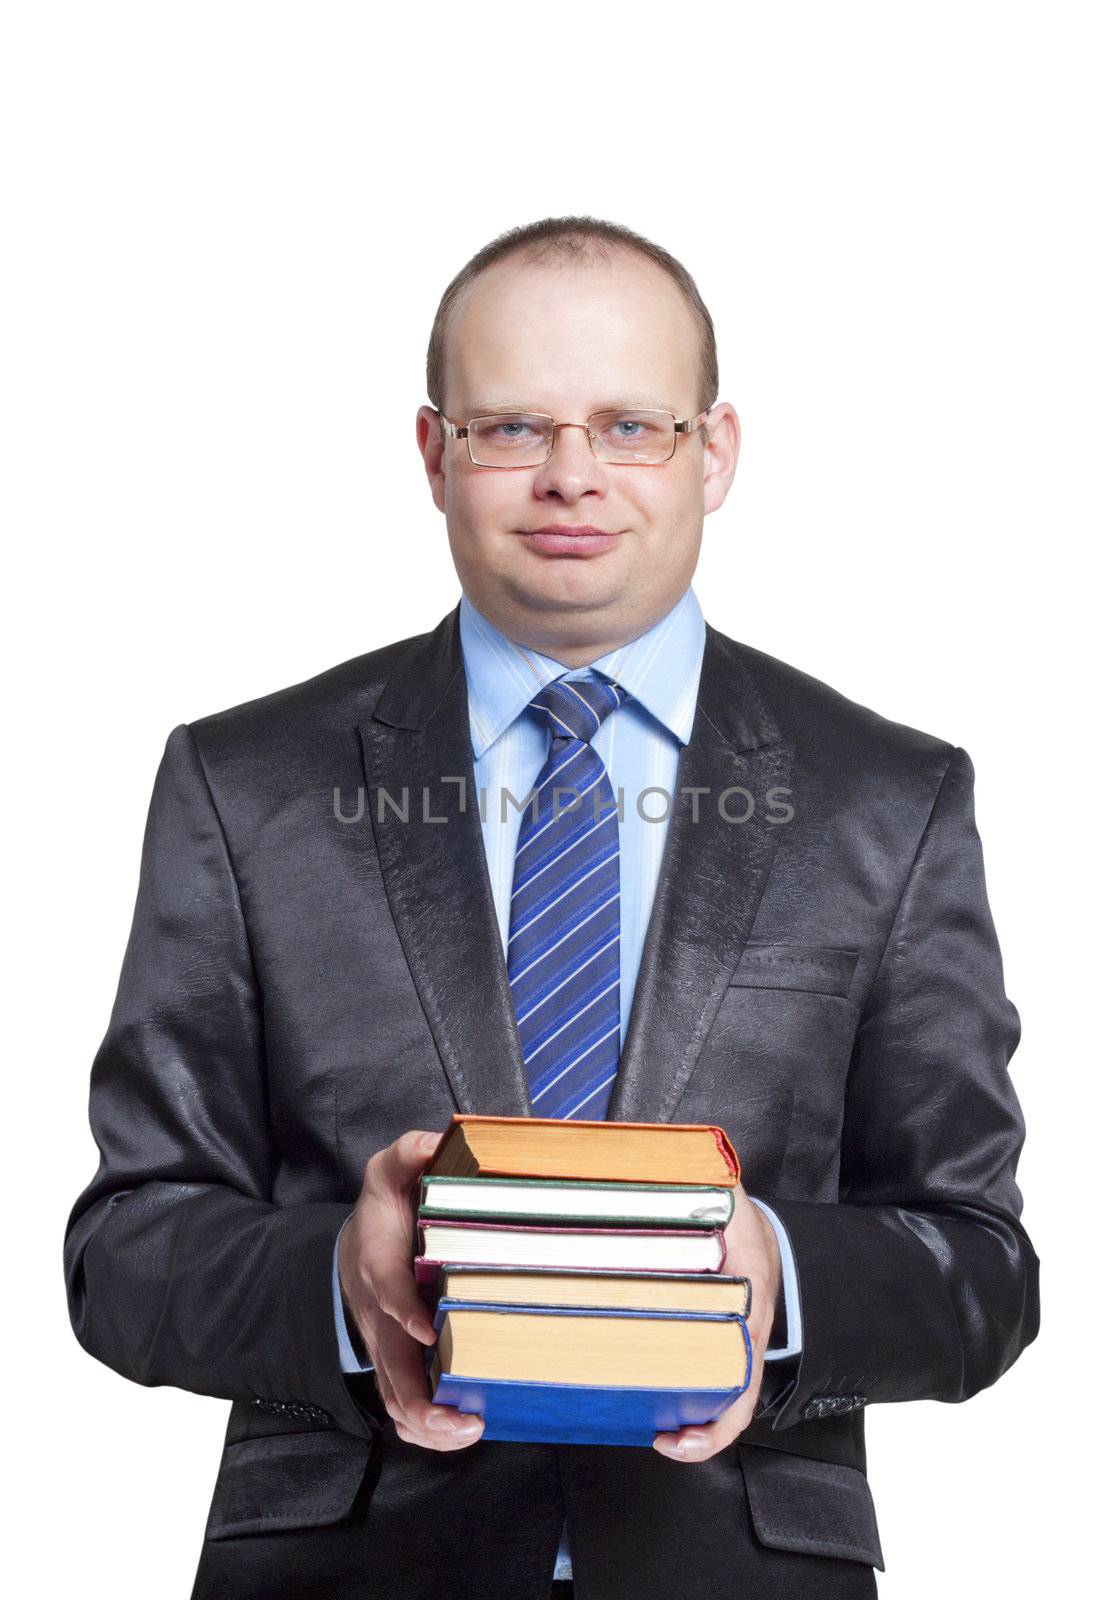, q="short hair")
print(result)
[426,215,719,423]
